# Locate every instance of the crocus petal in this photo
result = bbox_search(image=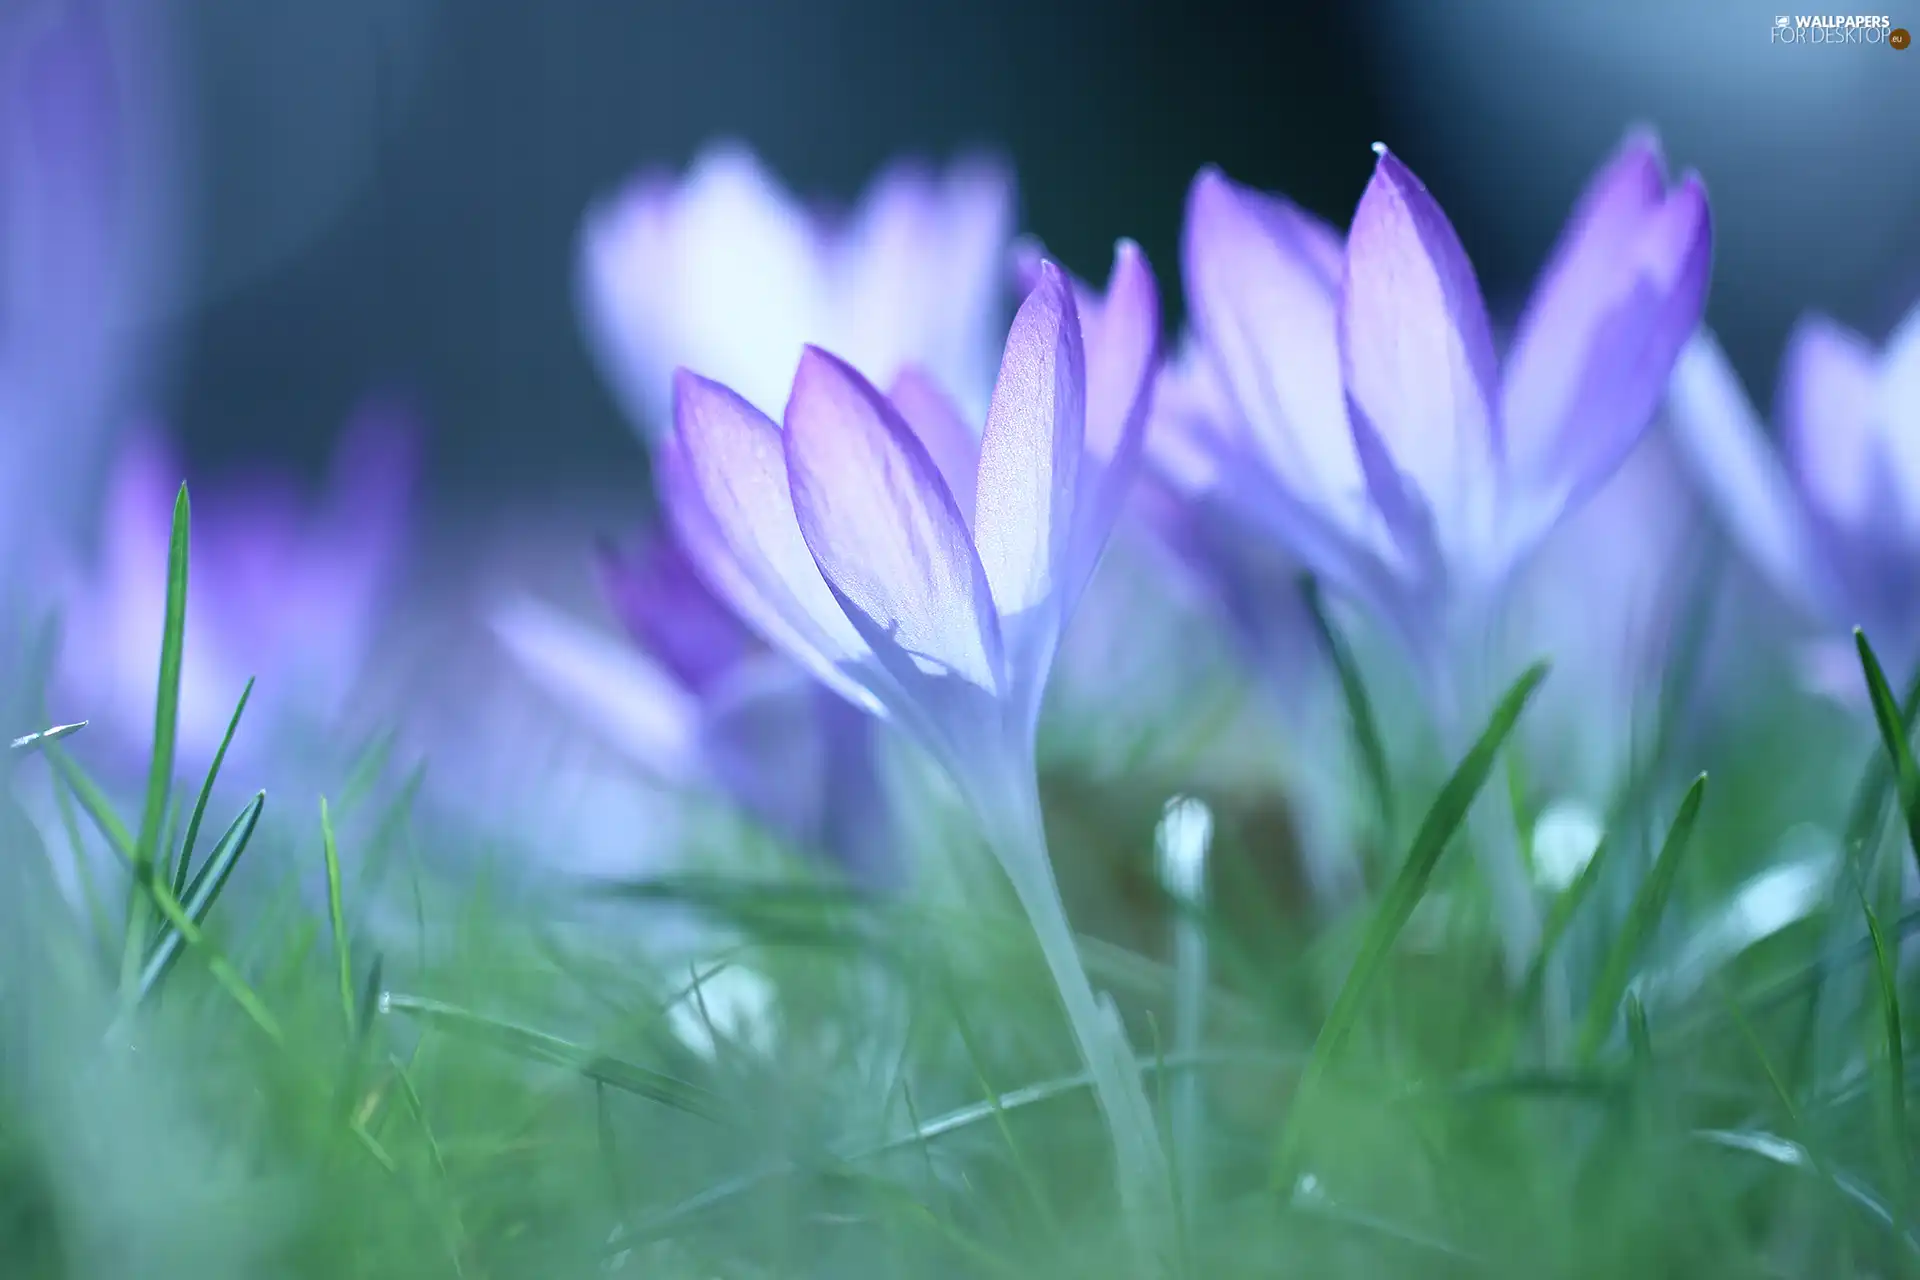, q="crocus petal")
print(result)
[1882,298,1920,427]
[1500,132,1713,505]
[598,533,756,696]
[1777,314,1884,536]
[1066,240,1161,608]
[1340,145,1502,574]
[889,366,980,524]
[834,157,1015,424]
[661,370,884,715]
[972,263,1086,632]
[784,347,1005,703]
[1182,168,1355,509]
[581,145,822,429]
[1666,332,1828,618]
[490,596,703,784]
